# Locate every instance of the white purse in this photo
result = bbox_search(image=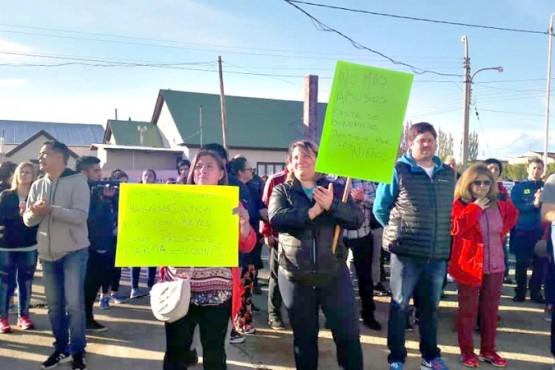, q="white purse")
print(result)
[150,273,191,323]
